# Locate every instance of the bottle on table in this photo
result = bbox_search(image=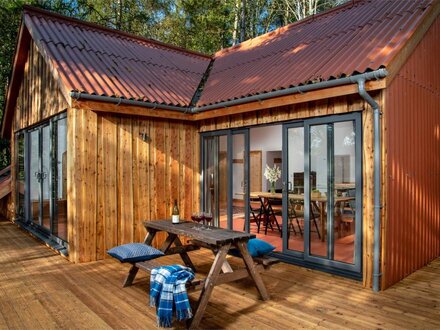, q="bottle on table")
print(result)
[172,199,180,224]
